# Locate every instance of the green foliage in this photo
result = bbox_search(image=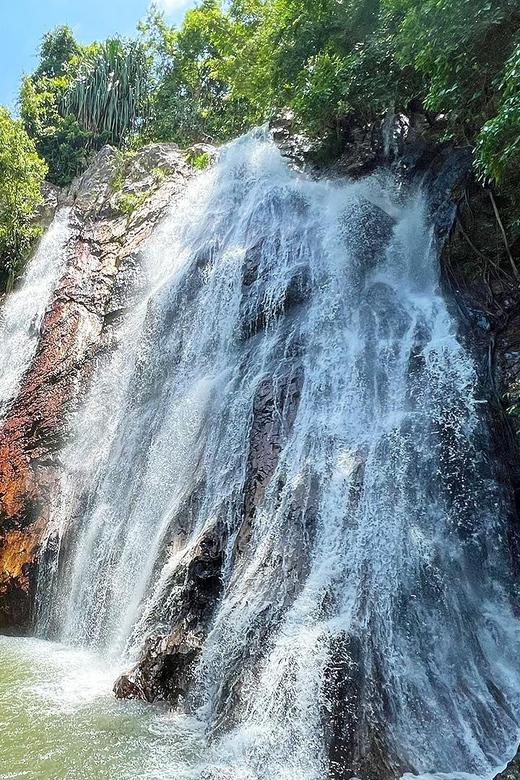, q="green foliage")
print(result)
[140,1,251,146]
[386,0,518,135]
[64,38,151,147]
[0,107,47,291]
[476,39,520,185]
[151,166,166,184]
[36,26,81,79]
[110,149,136,192]
[19,31,90,186]
[20,29,151,186]
[120,191,141,218]
[137,0,417,144]
[14,0,520,196]
[20,75,90,186]
[119,189,152,228]
[256,0,392,126]
[191,151,211,169]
